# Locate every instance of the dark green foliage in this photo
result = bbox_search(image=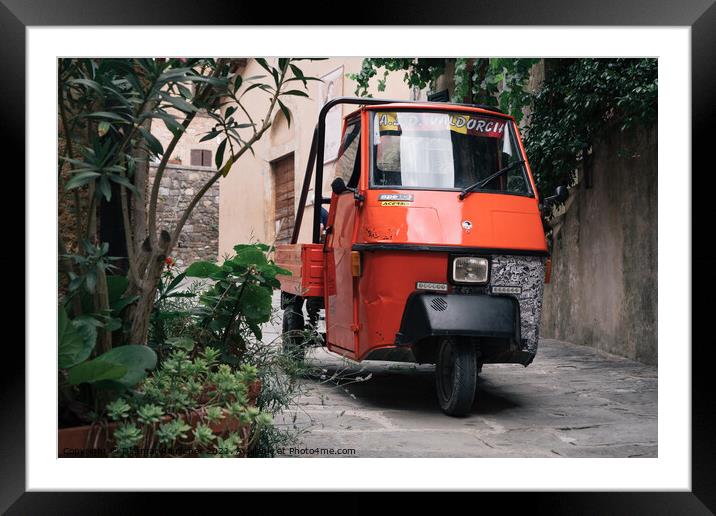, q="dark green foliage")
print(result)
[348,58,536,122]
[62,240,120,295]
[67,344,157,388]
[148,266,197,356]
[103,345,271,457]
[59,302,157,403]
[350,58,657,196]
[348,58,447,97]
[524,58,657,194]
[58,57,317,446]
[185,243,290,363]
